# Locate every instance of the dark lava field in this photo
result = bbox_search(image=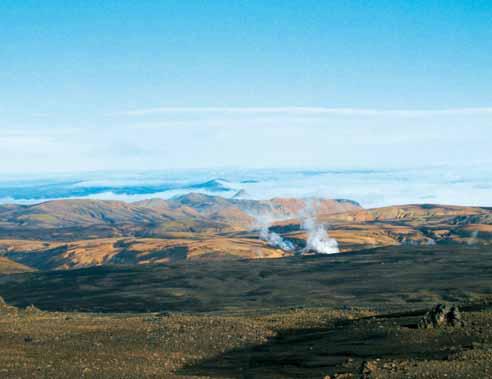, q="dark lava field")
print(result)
[1,244,492,378]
